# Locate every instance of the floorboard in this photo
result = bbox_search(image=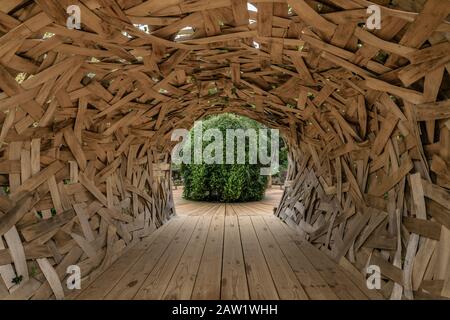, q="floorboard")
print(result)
[191,205,225,299]
[73,189,376,300]
[134,216,200,299]
[104,216,187,299]
[162,216,212,300]
[238,215,279,300]
[263,216,339,300]
[76,221,169,300]
[251,216,309,300]
[221,214,250,300]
